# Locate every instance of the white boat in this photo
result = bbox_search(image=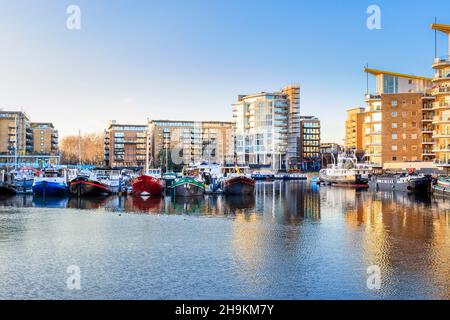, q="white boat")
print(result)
[319,154,372,186]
